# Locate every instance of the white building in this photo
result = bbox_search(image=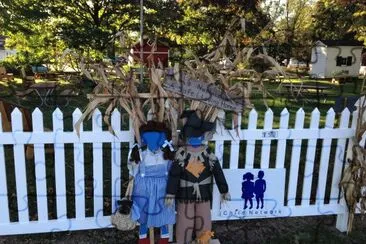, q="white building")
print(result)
[0,35,16,61]
[309,40,364,78]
